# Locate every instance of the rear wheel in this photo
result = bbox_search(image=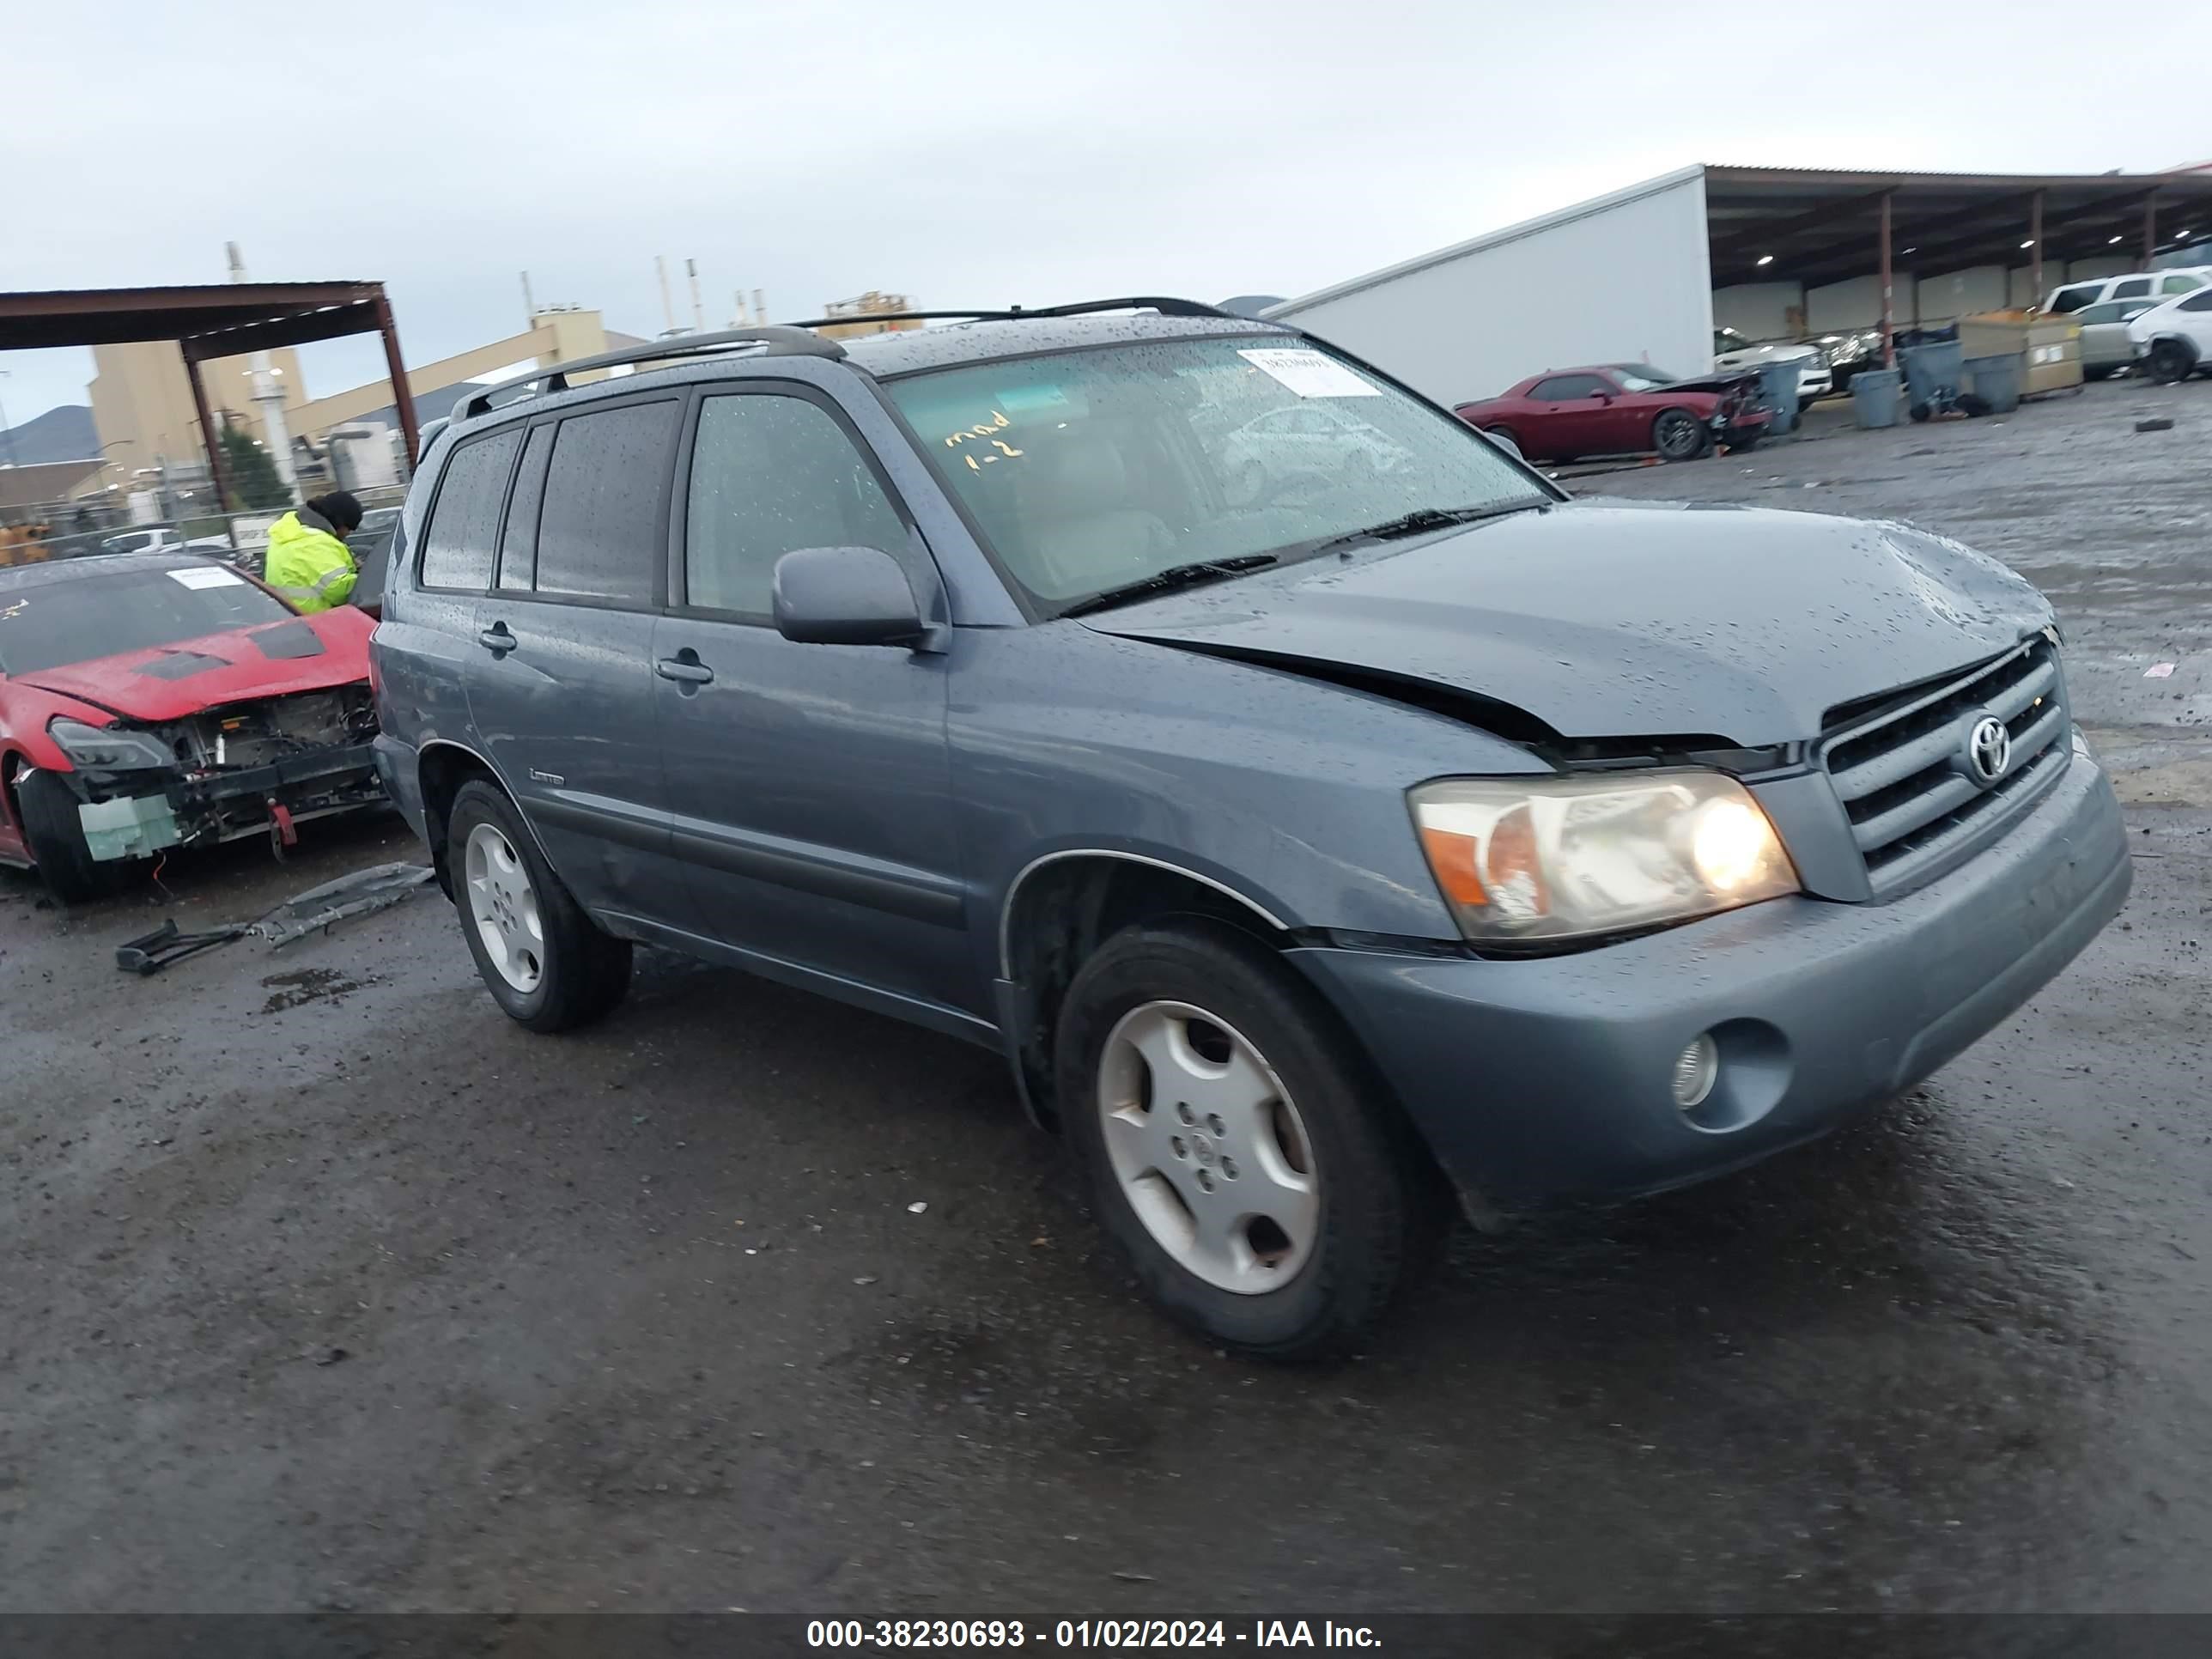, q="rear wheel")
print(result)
[1056,921,1443,1358]
[1652,408,1707,461]
[17,769,116,904]
[446,780,631,1032]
